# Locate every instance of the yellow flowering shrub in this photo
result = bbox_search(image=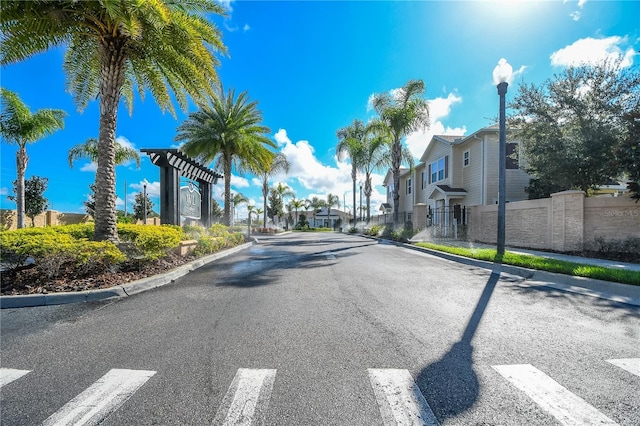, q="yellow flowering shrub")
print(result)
[117,224,182,259]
